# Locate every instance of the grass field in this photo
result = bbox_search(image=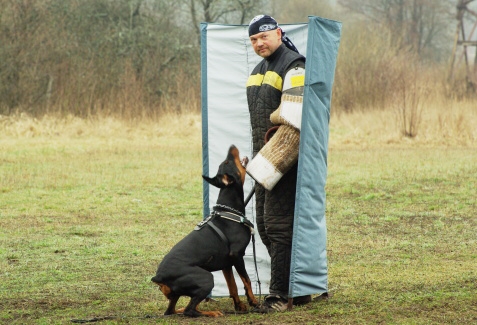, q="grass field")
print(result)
[1,111,476,324]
